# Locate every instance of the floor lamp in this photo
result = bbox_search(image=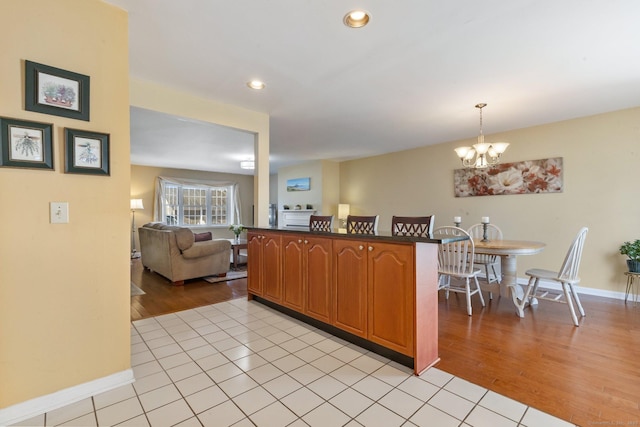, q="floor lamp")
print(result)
[131,199,144,258]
